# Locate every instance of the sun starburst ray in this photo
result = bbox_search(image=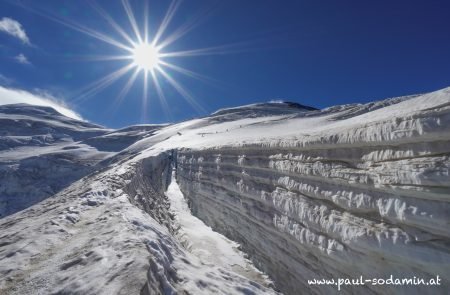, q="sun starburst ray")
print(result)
[88,0,136,46]
[150,69,172,120]
[156,66,206,113]
[151,0,182,47]
[122,0,143,44]
[157,3,218,50]
[71,64,134,103]
[158,60,224,88]
[110,67,141,112]
[13,2,133,52]
[63,55,132,62]
[143,0,149,43]
[159,32,292,59]
[158,42,253,58]
[141,70,149,122]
